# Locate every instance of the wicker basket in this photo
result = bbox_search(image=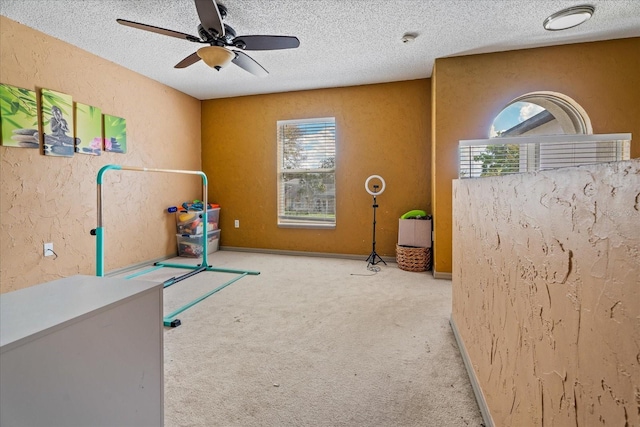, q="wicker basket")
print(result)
[396,244,431,272]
